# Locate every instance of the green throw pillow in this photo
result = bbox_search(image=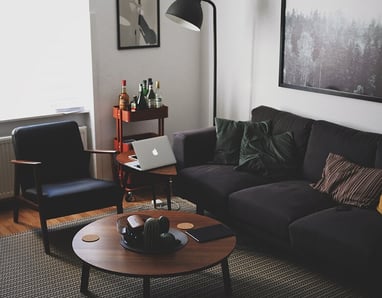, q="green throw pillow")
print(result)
[235,128,297,179]
[212,118,271,165]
